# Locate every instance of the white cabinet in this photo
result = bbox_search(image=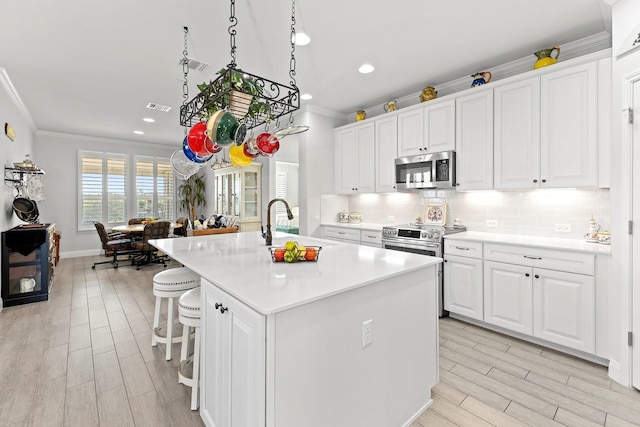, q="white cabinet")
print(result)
[398,99,455,157]
[360,230,382,247]
[494,62,599,190]
[483,261,533,335]
[200,280,265,427]
[323,226,381,247]
[424,99,456,153]
[397,108,424,157]
[483,243,596,354]
[540,62,598,188]
[335,123,375,194]
[443,239,483,320]
[444,255,483,320]
[213,164,262,232]
[455,89,494,190]
[494,78,541,190]
[374,115,398,192]
[533,268,595,353]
